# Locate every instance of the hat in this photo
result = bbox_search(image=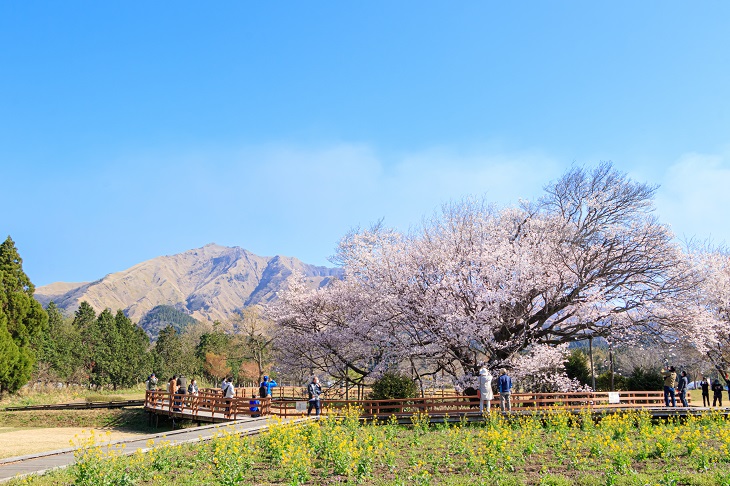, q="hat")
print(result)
[263,375,269,381]
[478,368,488,376]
